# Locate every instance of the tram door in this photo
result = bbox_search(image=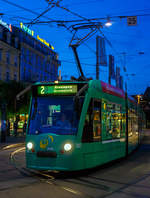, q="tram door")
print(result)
[82,99,102,168]
[82,99,102,142]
